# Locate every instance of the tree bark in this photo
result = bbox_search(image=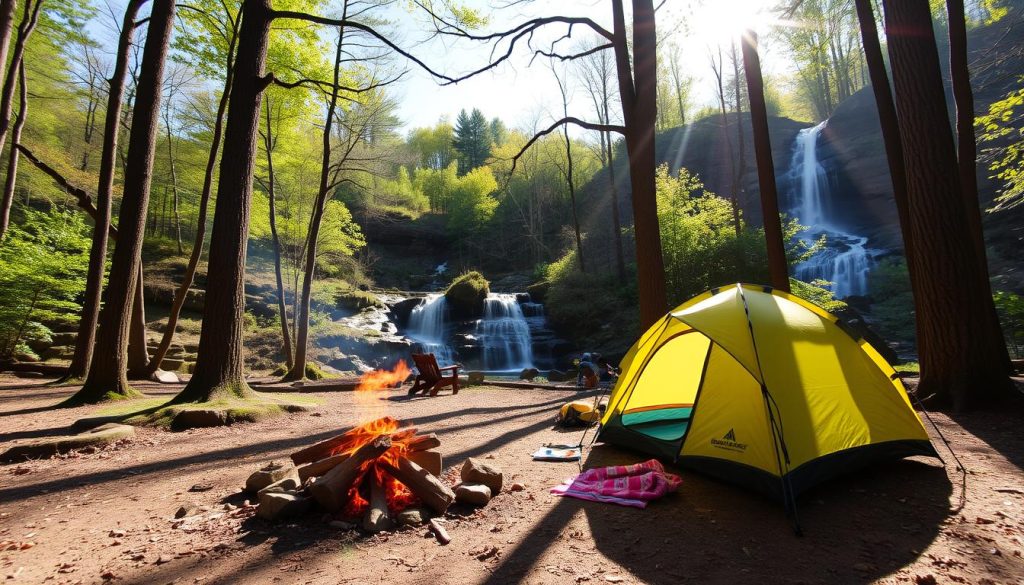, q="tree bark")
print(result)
[144,15,237,377]
[65,0,145,381]
[740,30,789,292]
[945,0,1010,374]
[171,0,272,403]
[853,0,913,260]
[0,61,25,238]
[613,0,667,329]
[263,98,293,368]
[126,269,149,377]
[68,0,175,405]
[0,1,16,89]
[286,12,347,381]
[883,0,1012,409]
[0,0,39,233]
[605,133,626,280]
[731,40,745,238]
